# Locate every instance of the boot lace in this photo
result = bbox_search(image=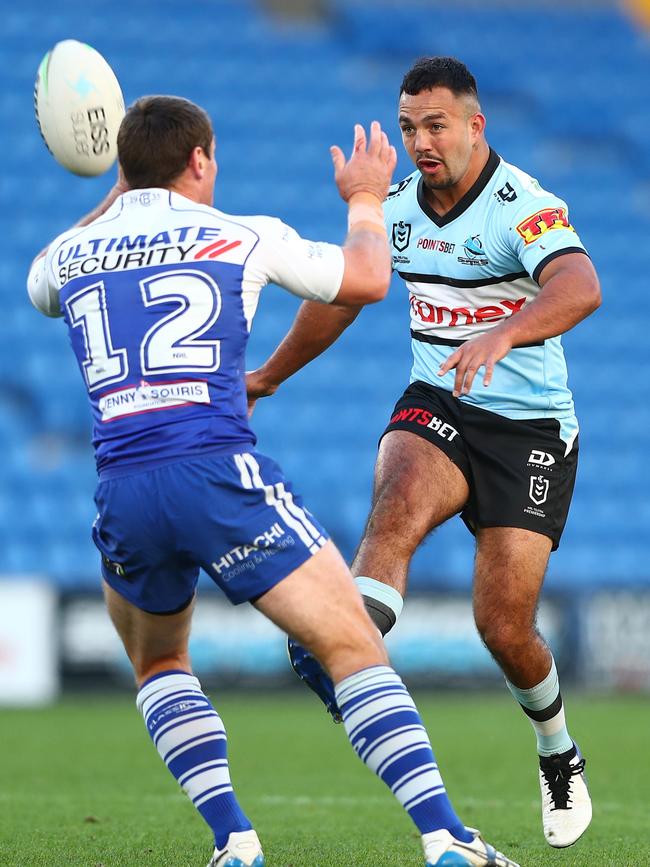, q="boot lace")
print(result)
[541,756,586,810]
